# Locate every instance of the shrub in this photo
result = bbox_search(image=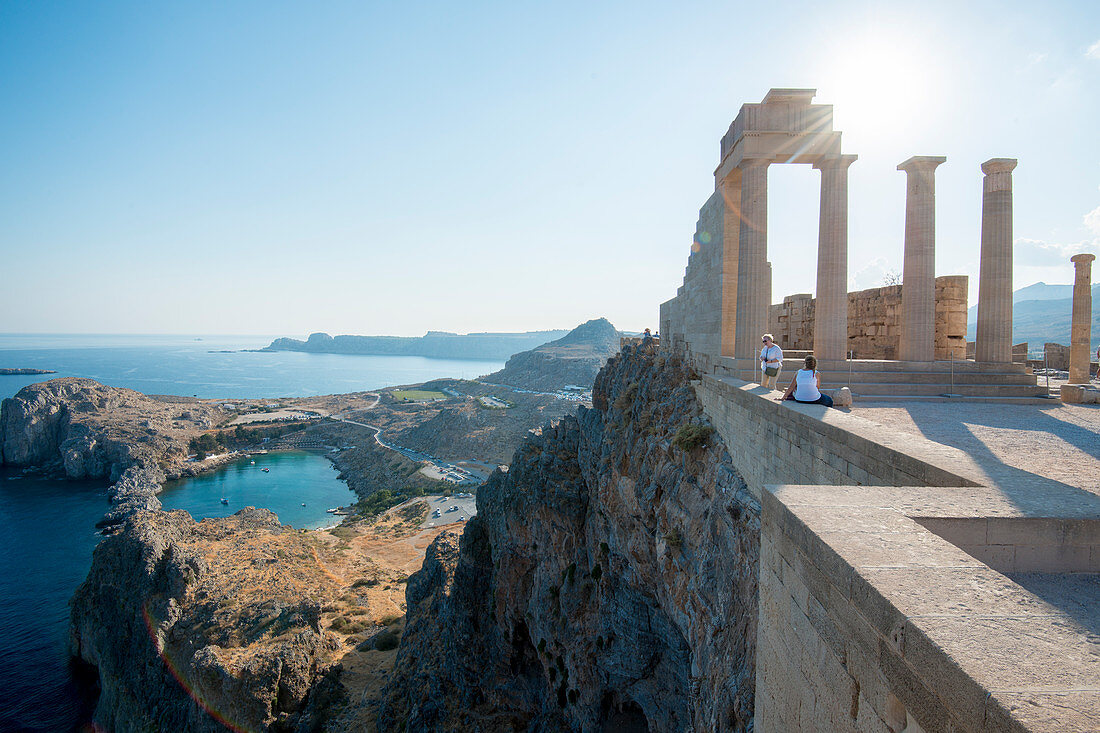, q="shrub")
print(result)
[673,423,713,452]
[329,616,347,630]
[663,529,683,549]
[590,563,602,581]
[373,629,399,651]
